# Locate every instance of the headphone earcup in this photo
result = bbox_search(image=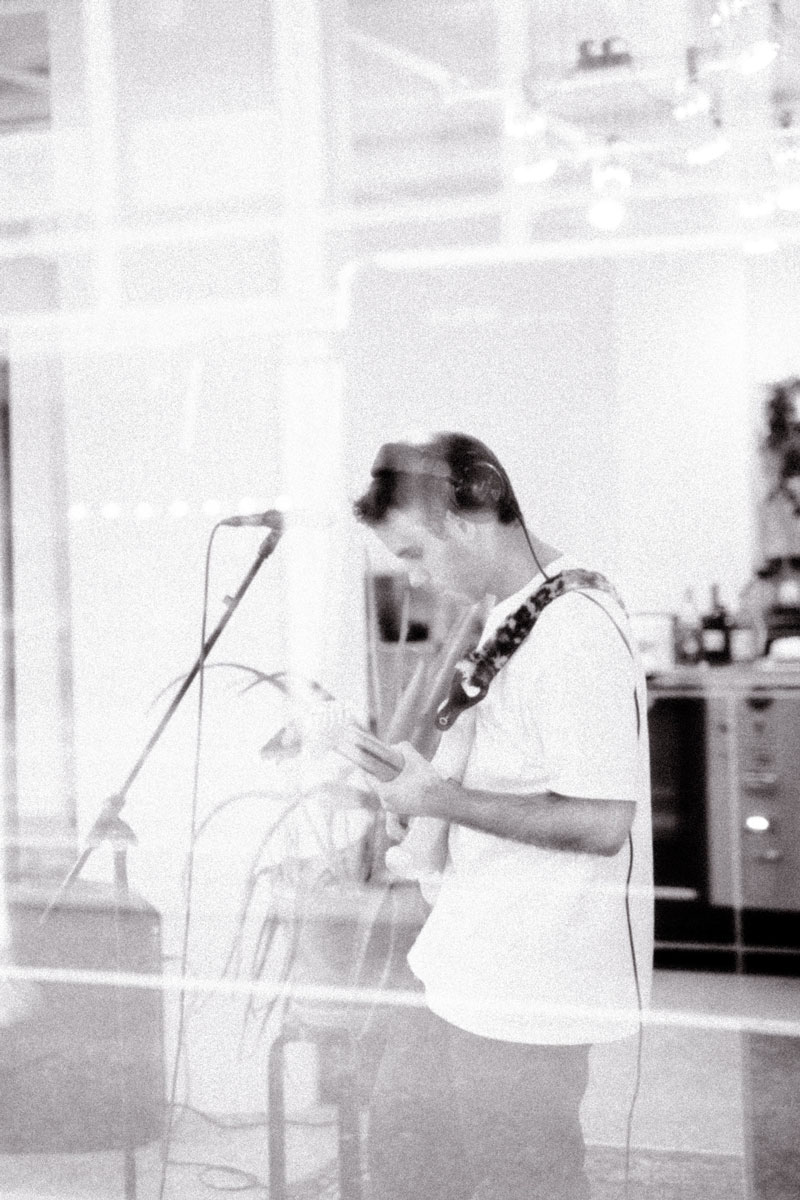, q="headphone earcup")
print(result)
[453,461,507,511]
